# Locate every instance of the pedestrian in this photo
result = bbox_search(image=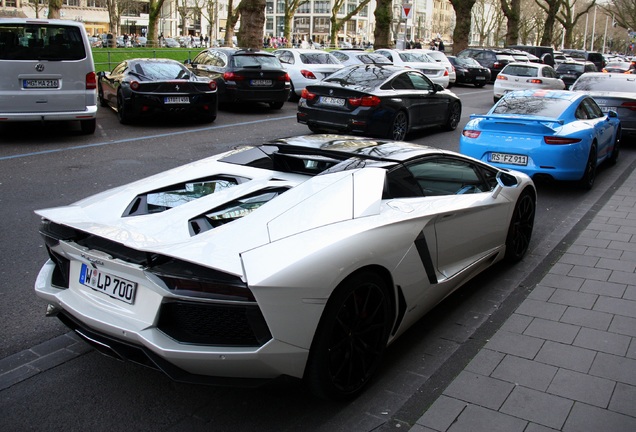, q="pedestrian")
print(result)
[438,39,445,52]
